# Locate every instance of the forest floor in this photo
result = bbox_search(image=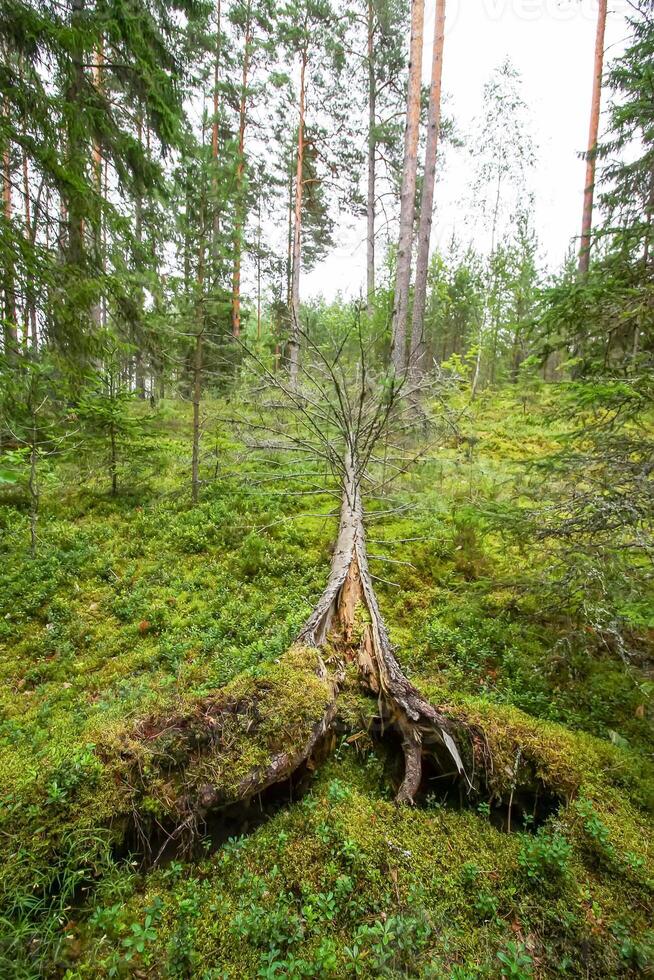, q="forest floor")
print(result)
[0,385,652,978]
